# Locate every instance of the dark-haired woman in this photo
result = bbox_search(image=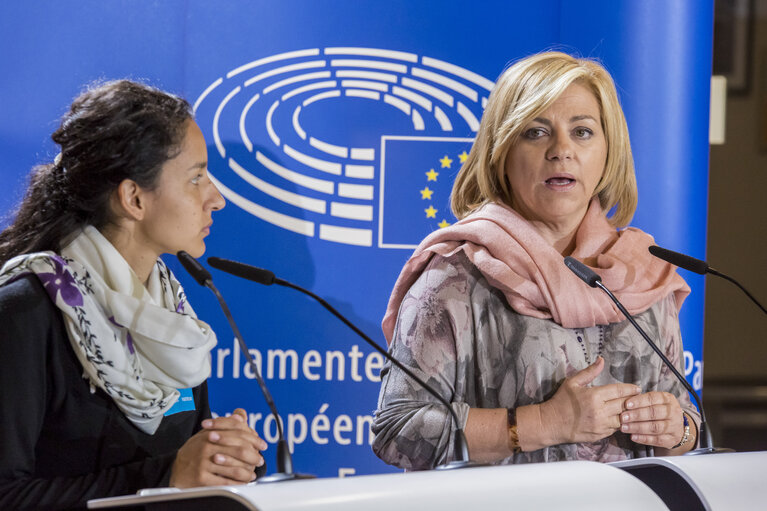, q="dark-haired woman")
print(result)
[0,80,266,510]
